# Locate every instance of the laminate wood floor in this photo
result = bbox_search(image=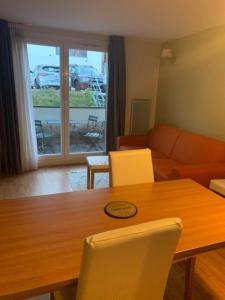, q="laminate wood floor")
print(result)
[1,166,225,299]
[0,165,85,200]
